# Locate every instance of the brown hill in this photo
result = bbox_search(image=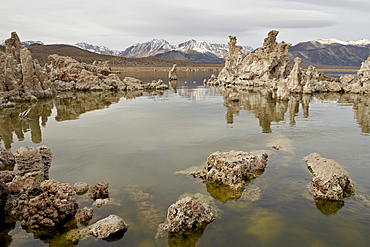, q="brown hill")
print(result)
[0,43,203,67]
